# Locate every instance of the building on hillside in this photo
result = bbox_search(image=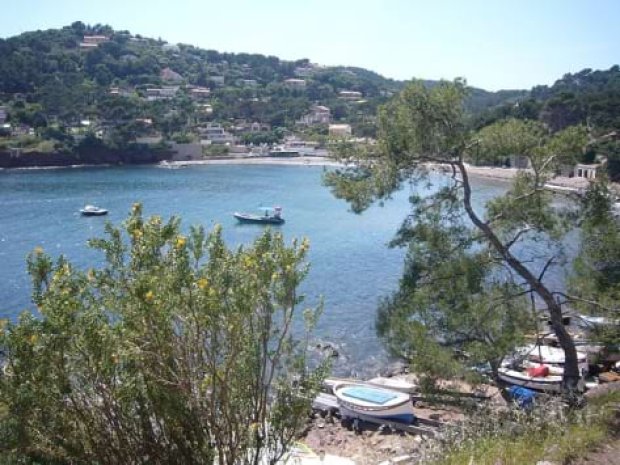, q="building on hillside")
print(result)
[0,106,7,125]
[83,35,109,44]
[161,67,184,82]
[329,124,352,138]
[294,66,315,77]
[197,104,214,115]
[145,86,179,101]
[198,123,235,145]
[162,43,181,53]
[239,79,258,87]
[80,35,109,49]
[284,78,306,89]
[232,121,270,134]
[109,87,133,97]
[298,105,331,126]
[188,86,211,100]
[574,162,603,180]
[136,134,163,145]
[209,76,225,86]
[338,90,363,100]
